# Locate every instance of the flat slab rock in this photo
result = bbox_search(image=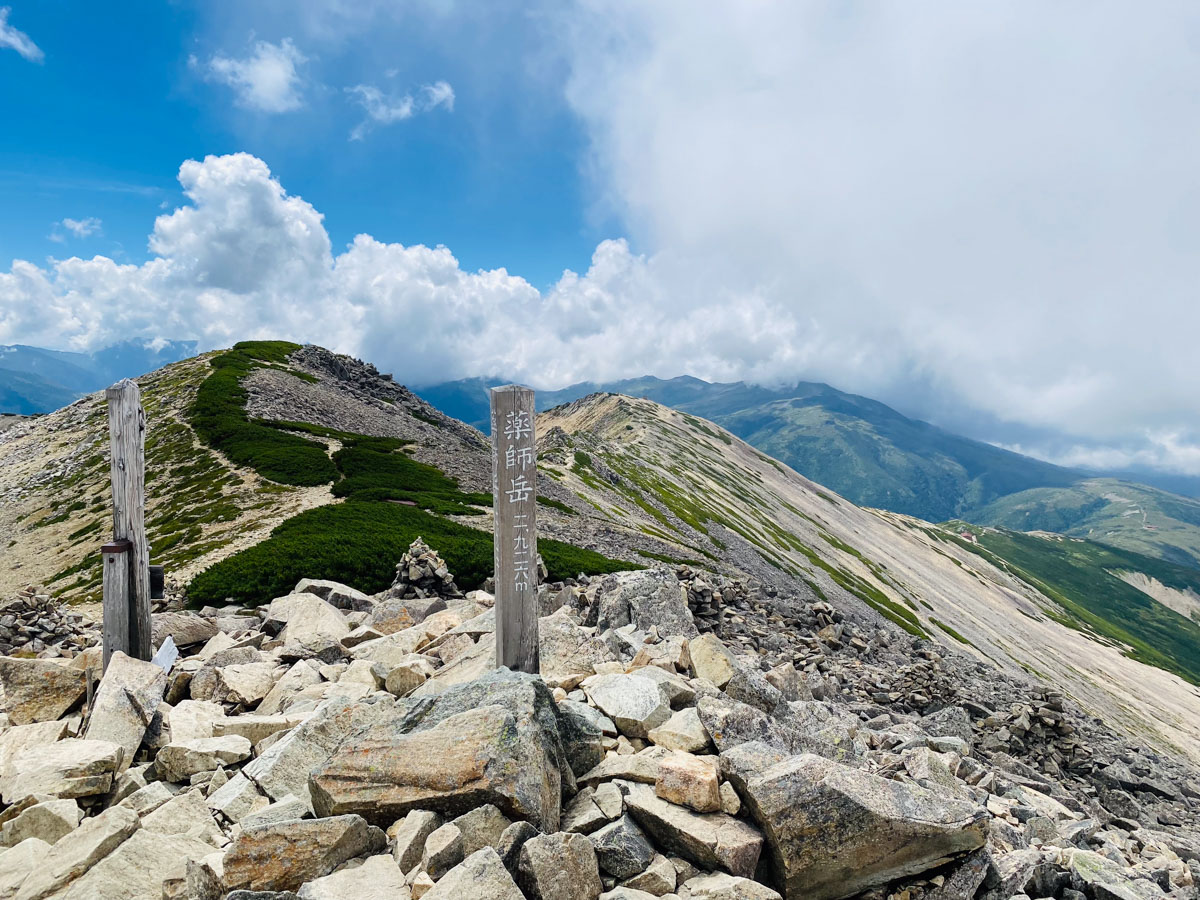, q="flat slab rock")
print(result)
[222,815,387,893]
[724,747,988,900]
[0,658,86,726]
